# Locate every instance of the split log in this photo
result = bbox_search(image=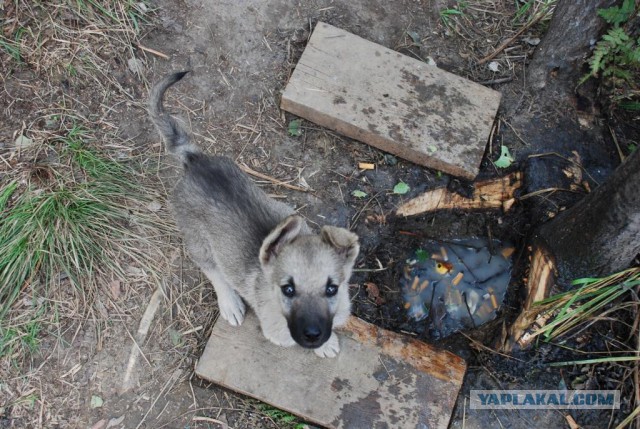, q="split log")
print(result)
[396,172,522,217]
